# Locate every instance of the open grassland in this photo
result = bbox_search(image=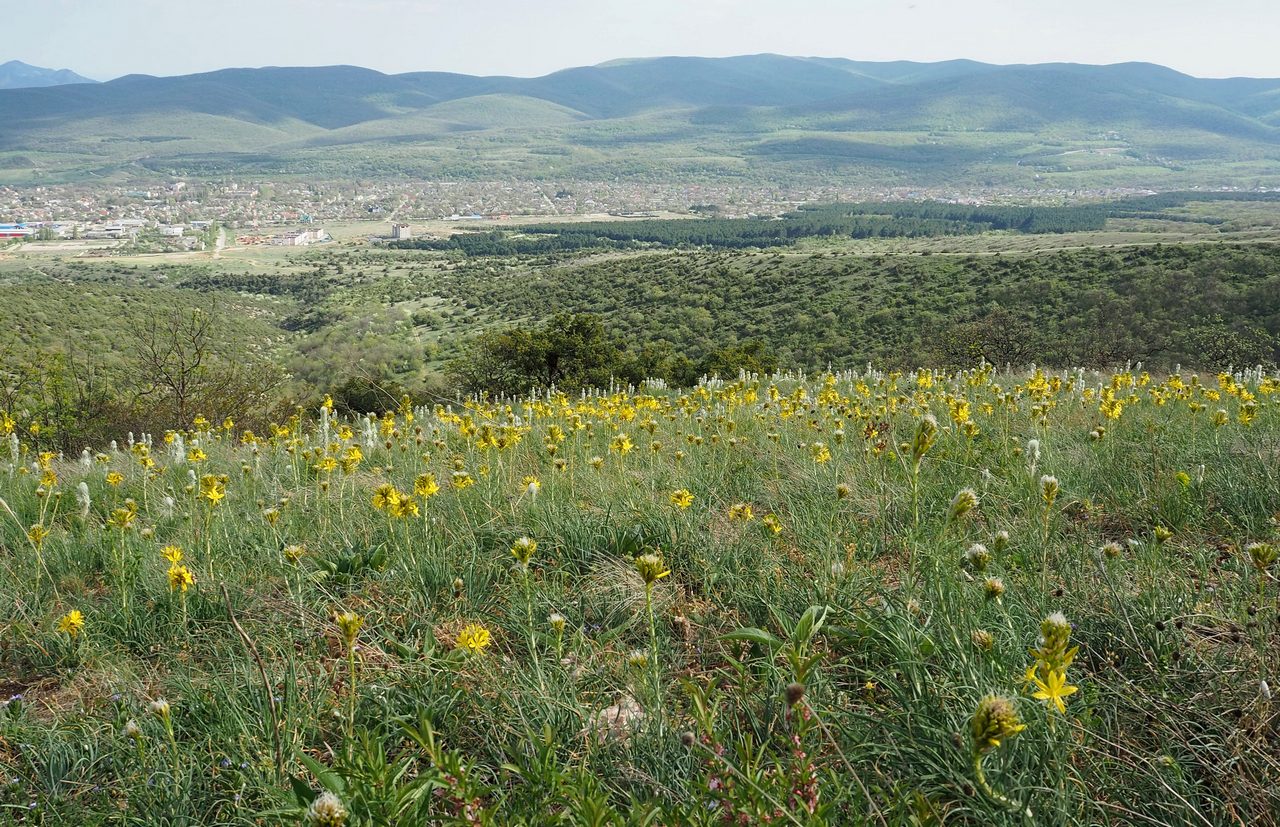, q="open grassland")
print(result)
[1,366,1278,824]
